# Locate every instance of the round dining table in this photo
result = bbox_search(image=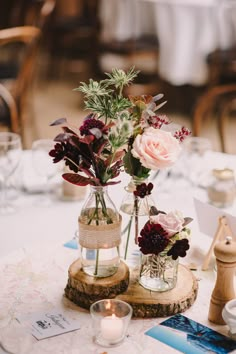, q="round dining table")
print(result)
[99,0,236,86]
[1,150,236,353]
